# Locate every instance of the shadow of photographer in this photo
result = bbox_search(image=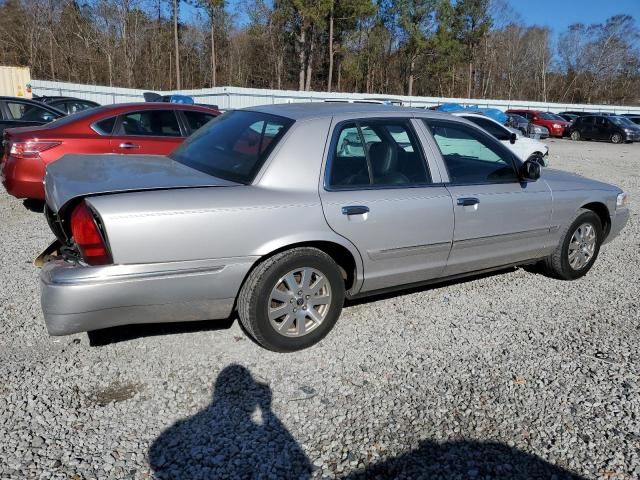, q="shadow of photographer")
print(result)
[149,364,585,480]
[148,364,312,479]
